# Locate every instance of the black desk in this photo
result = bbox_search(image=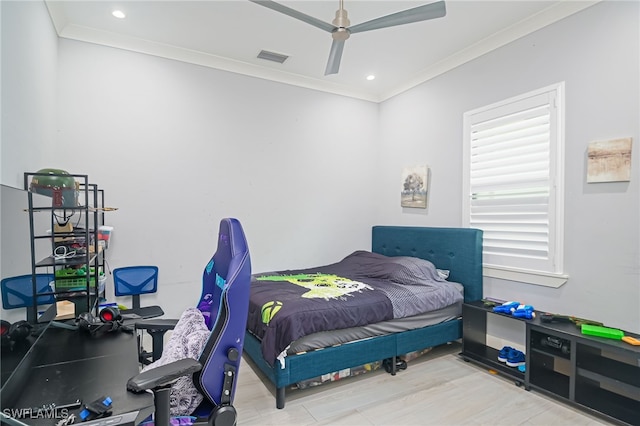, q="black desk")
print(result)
[0,334,40,387]
[0,324,153,425]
